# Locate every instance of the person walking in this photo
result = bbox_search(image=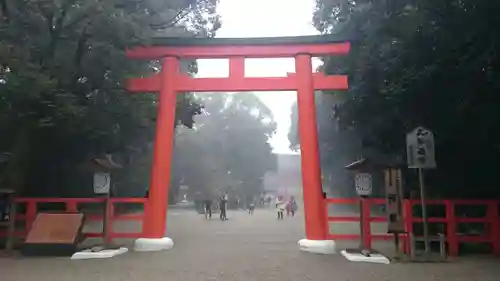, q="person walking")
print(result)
[289,196,298,217]
[275,196,285,220]
[203,198,212,219]
[248,199,255,215]
[286,197,292,217]
[219,194,228,221]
